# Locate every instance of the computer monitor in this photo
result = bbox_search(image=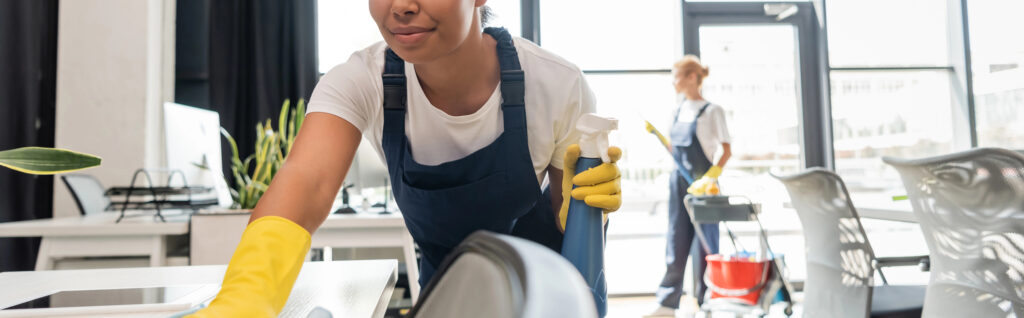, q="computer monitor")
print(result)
[163,102,233,208]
